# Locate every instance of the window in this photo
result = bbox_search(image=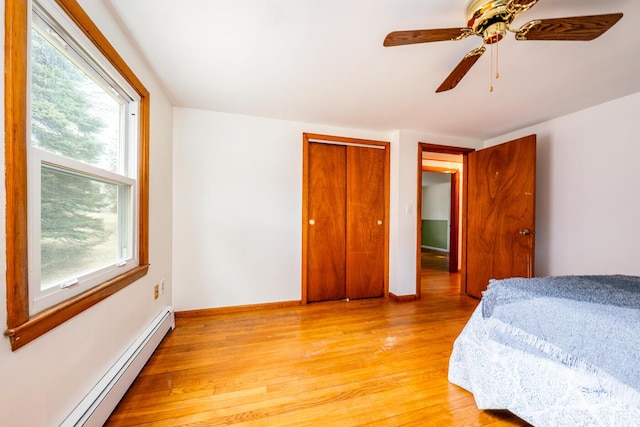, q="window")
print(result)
[5,0,150,350]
